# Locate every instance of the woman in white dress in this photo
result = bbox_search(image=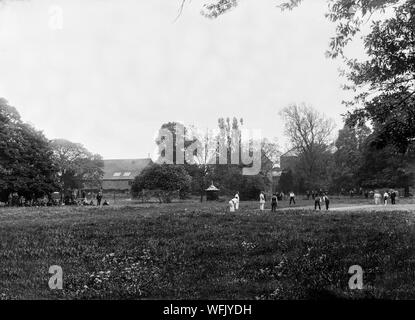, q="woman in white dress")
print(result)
[259,192,265,211]
[235,192,240,210]
[229,198,236,212]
